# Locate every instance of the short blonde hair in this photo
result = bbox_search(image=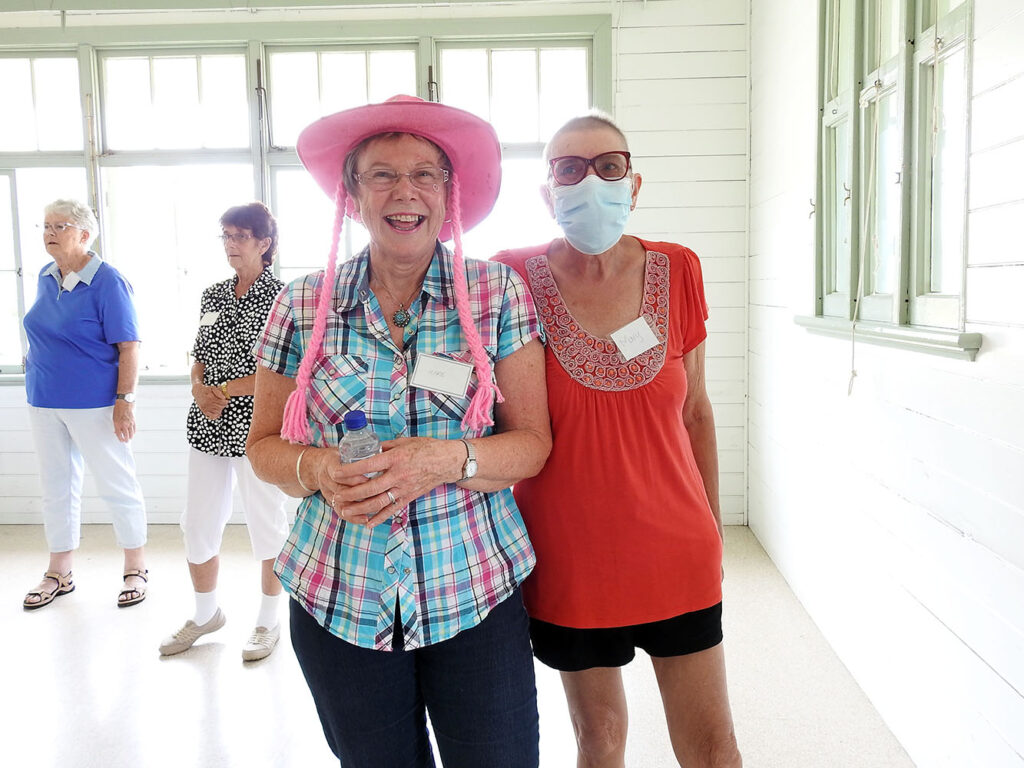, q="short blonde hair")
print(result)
[45,199,99,247]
